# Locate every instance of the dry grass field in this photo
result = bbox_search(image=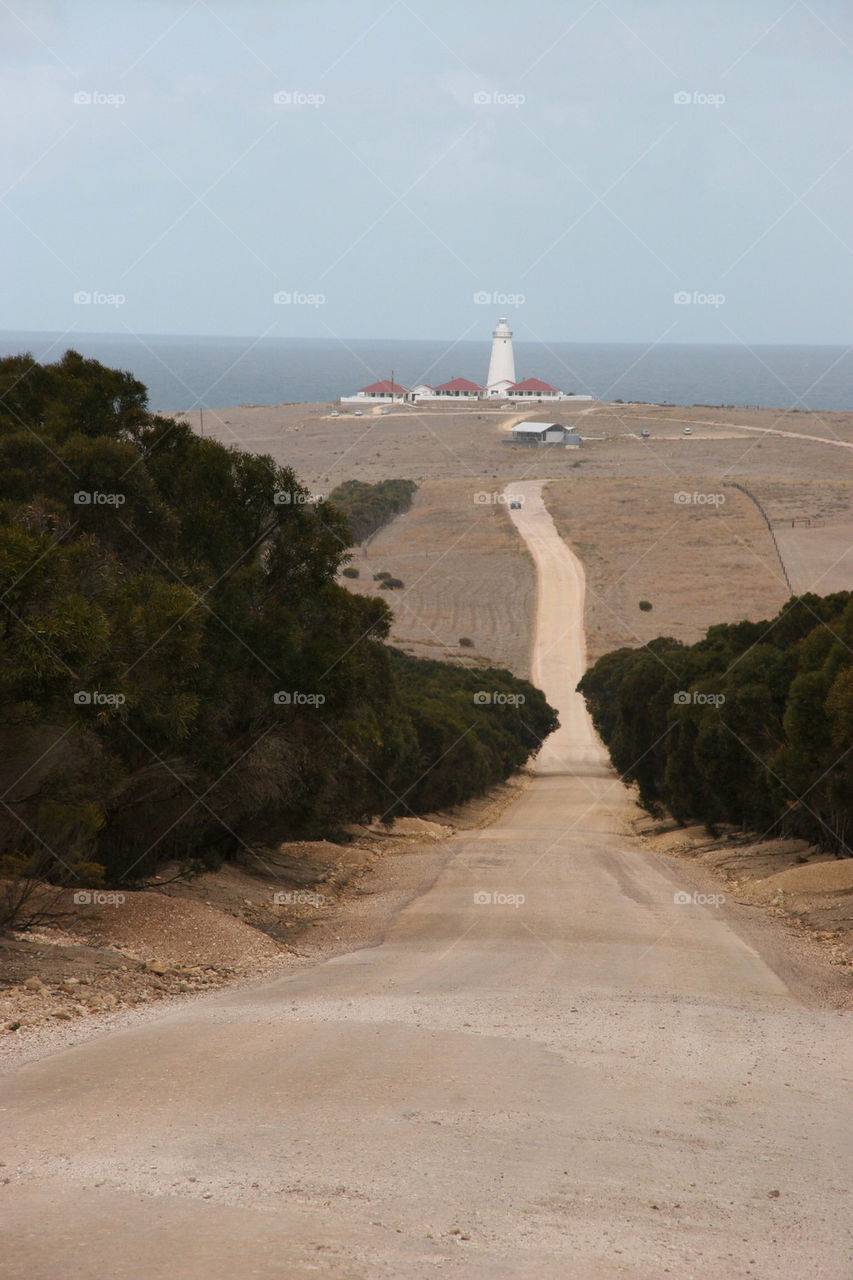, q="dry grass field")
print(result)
[342,479,537,676]
[176,398,853,674]
[544,477,787,662]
